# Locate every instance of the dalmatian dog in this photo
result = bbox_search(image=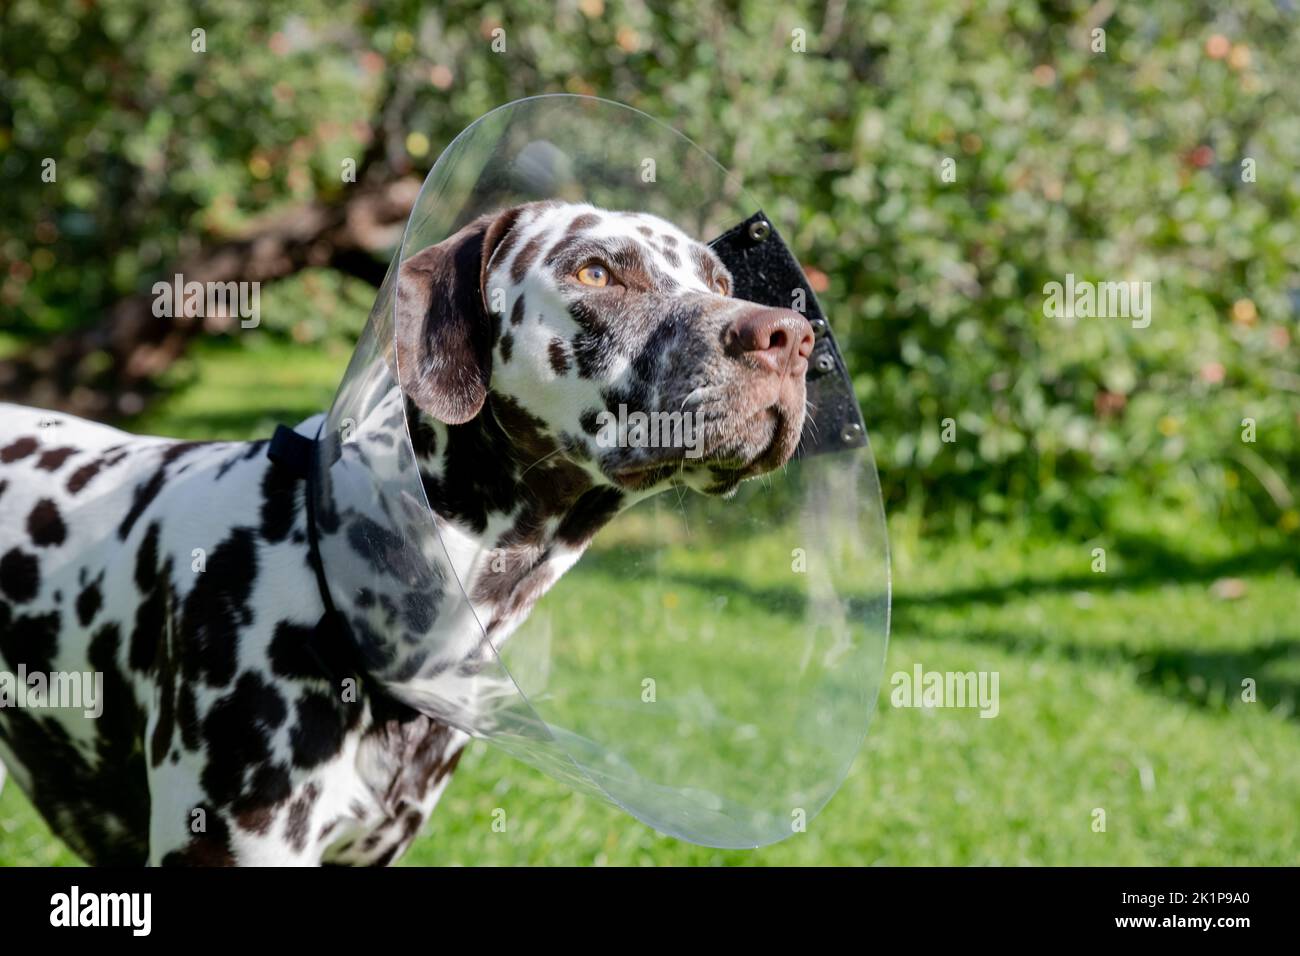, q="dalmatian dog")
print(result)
[0,201,814,865]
